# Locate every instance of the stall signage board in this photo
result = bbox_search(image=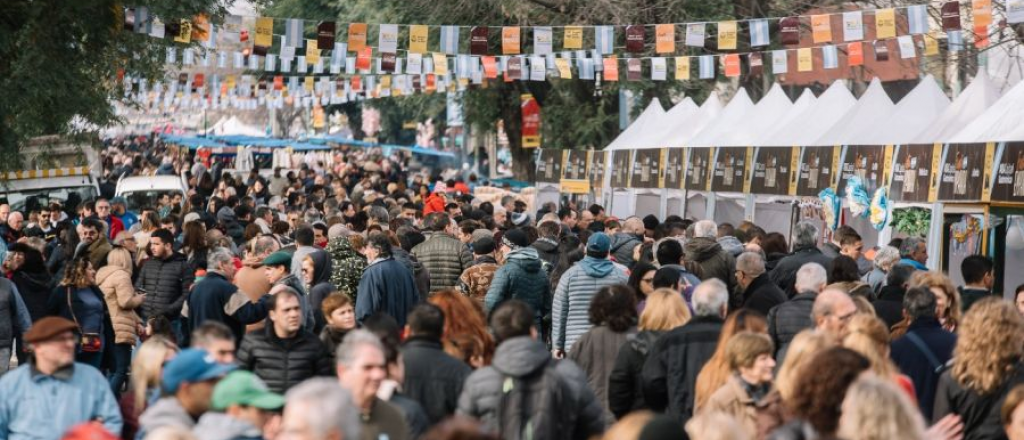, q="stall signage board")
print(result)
[686,148,712,191]
[750,146,795,195]
[795,146,839,196]
[836,144,890,195]
[938,143,992,201]
[589,150,607,189]
[989,141,1024,203]
[889,143,941,202]
[630,149,662,189]
[662,147,685,189]
[711,146,750,192]
[610,150,632,188]
[535,149,563,183]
